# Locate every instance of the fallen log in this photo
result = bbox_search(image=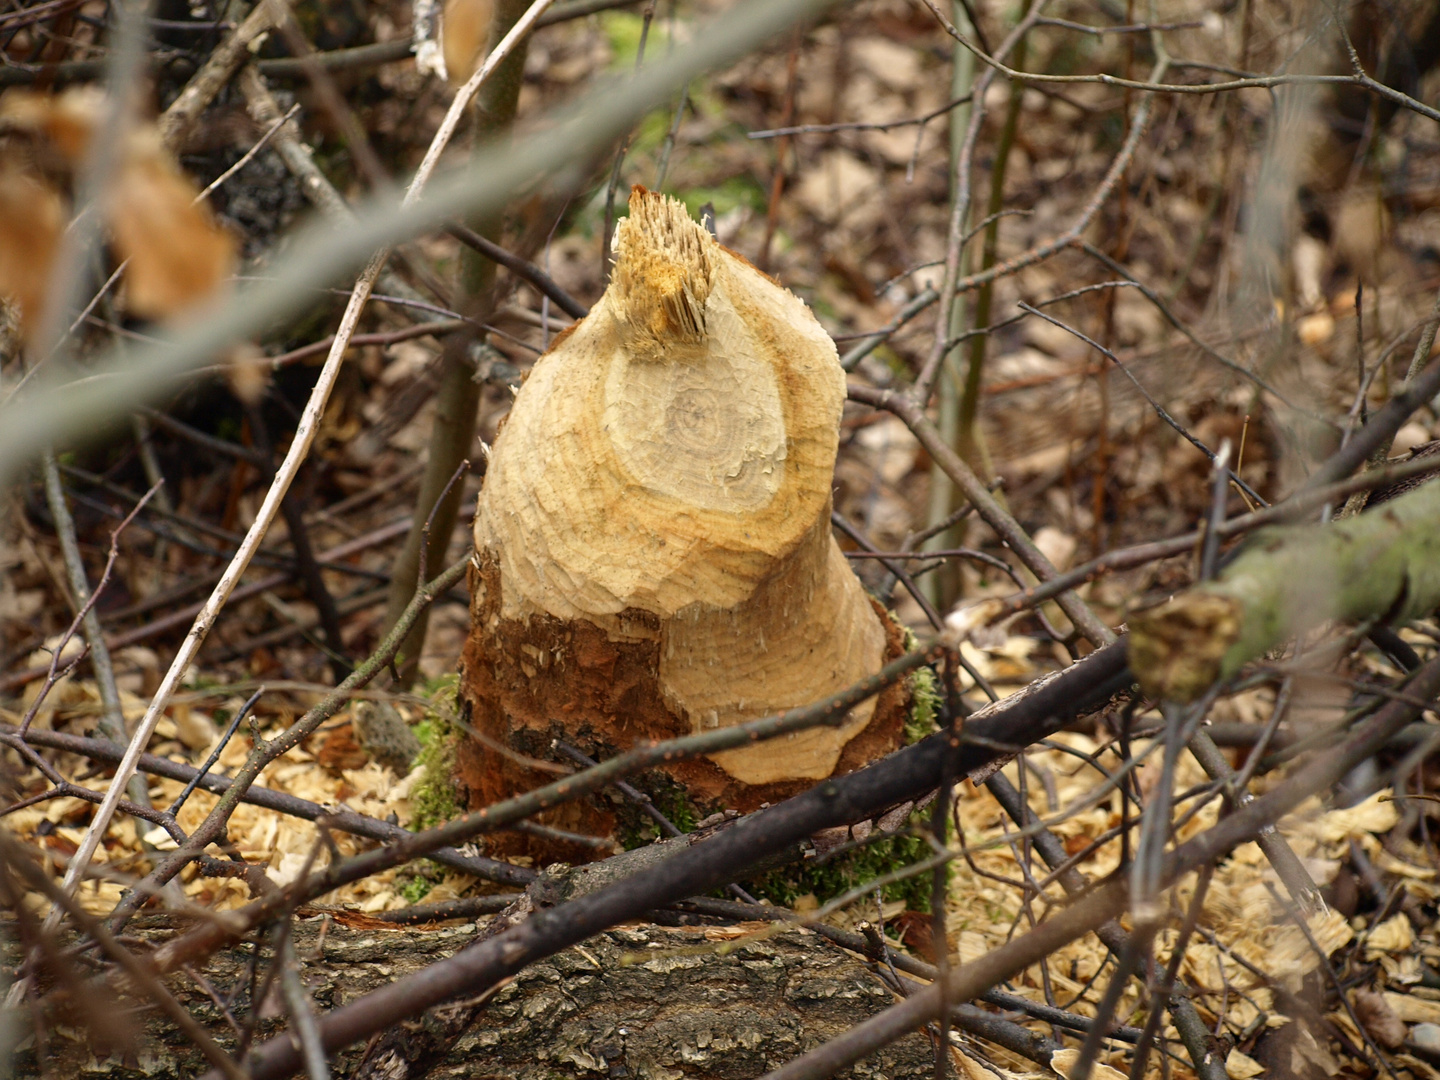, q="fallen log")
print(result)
[4,915,932,1080]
